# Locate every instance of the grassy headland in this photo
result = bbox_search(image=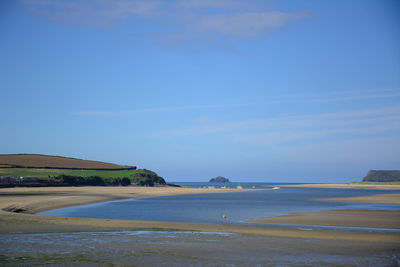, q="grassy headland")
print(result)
[0,154,167,187]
